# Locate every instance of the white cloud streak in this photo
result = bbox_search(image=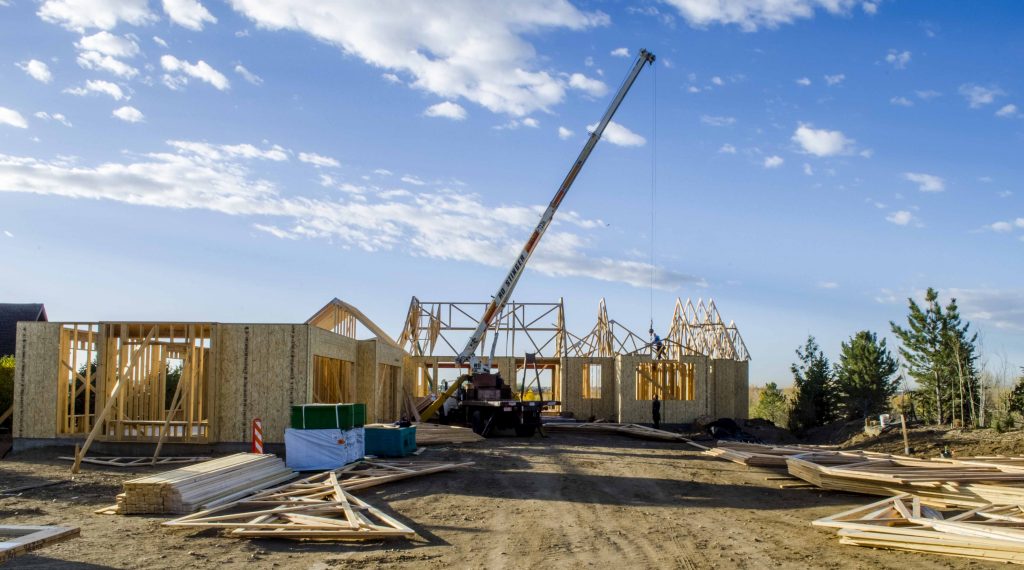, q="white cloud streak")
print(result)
[161,55,230,90]
[16,60,53,83]
[163,0,217,30]
[424,101,467,120]
[903,172,945,192]
[587,120,645,147]
[112,105,144,122]
[63,79,125,100]
[298,152,340,168]
[0,107,29,129]
[791,123,854,156]
[959,84,1004,108]
[234,64,263,85]
[38,0,154,31]
[661,0,860,32]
